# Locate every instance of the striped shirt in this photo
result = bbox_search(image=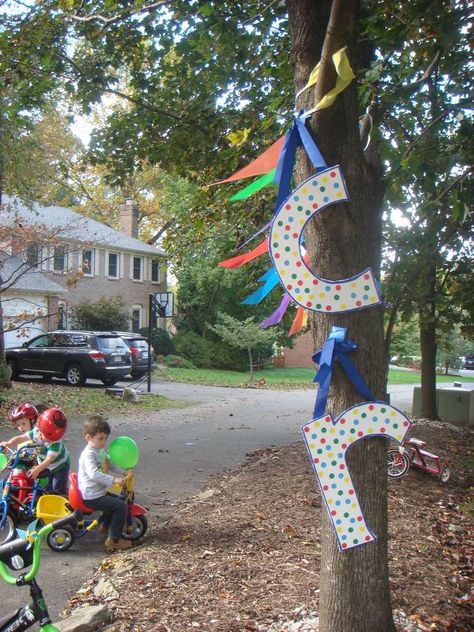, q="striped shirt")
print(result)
[27,428,70,472]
